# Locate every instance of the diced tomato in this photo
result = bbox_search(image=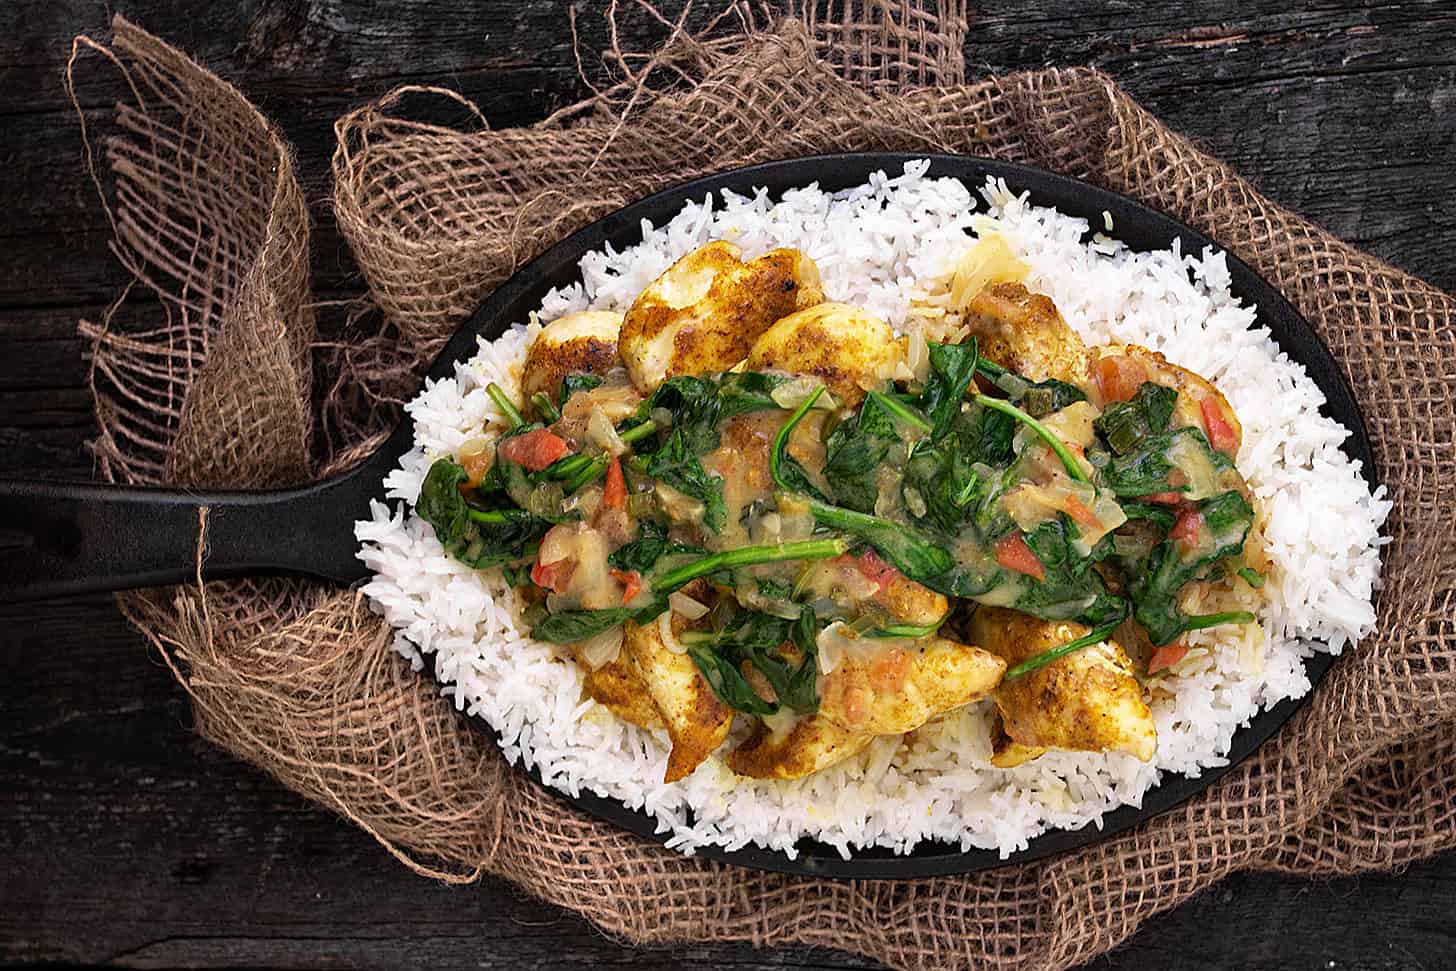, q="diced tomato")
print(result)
[530,558,574,594]
[602,455,627,510]
[498,429,572,472]
[1091,355,1148,403]
[609,568,642,604]
[1140,492,1185,506]
[854,549,901,594]
[1170,508,1203,545]
[1063,494,1101,529]
[1148,643,1189,674]
[995,532,1046,581]
[1199,396,1238,454]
